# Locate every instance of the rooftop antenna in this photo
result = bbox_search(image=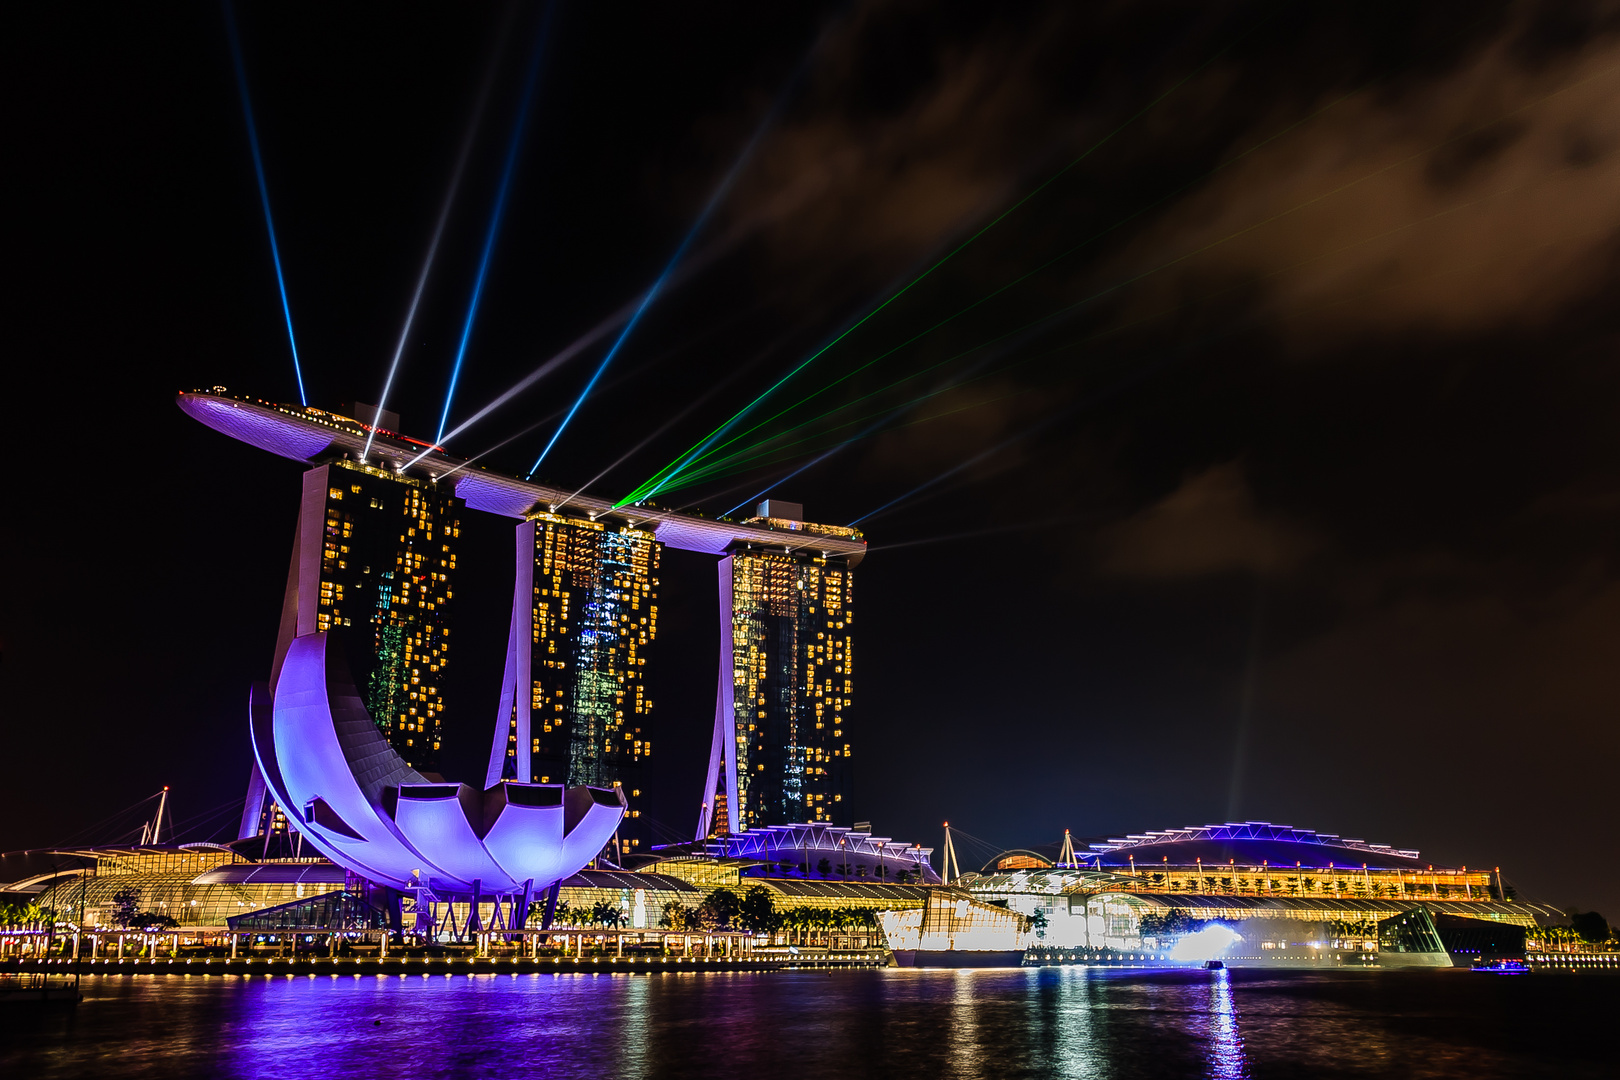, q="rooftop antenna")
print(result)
[1057,828,1077,868]
[941,822,961,885]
